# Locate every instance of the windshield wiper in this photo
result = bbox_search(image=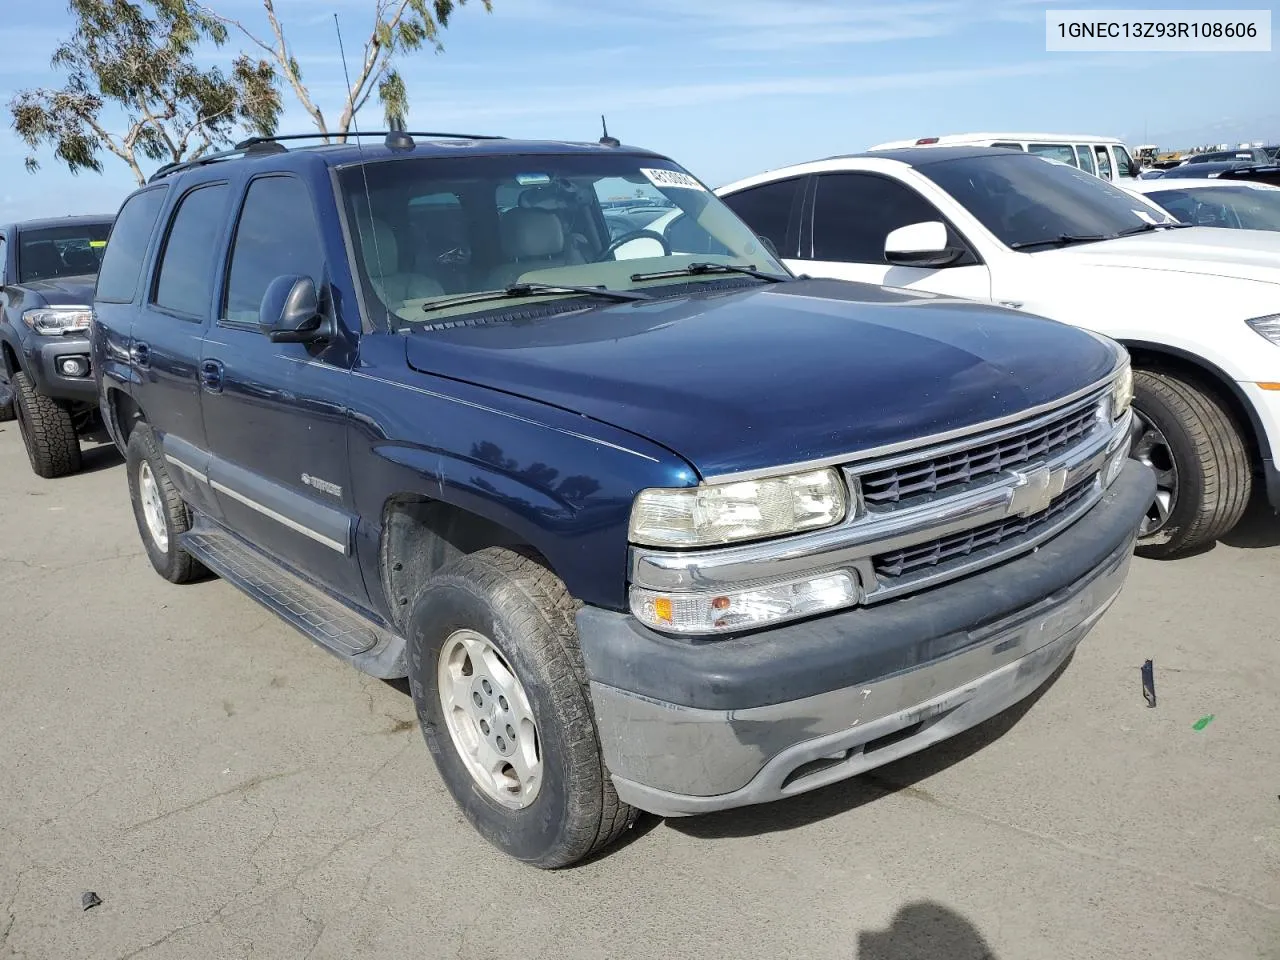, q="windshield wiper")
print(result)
[1008,234,1108,251]
[629,262,790,283]
[1111,221,1193,237]
[421,282,650,314]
